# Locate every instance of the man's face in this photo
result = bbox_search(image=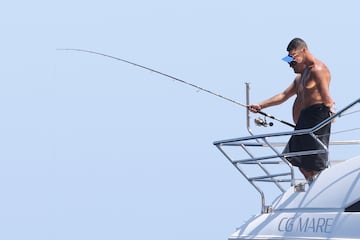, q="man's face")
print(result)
[289,48,305,64]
